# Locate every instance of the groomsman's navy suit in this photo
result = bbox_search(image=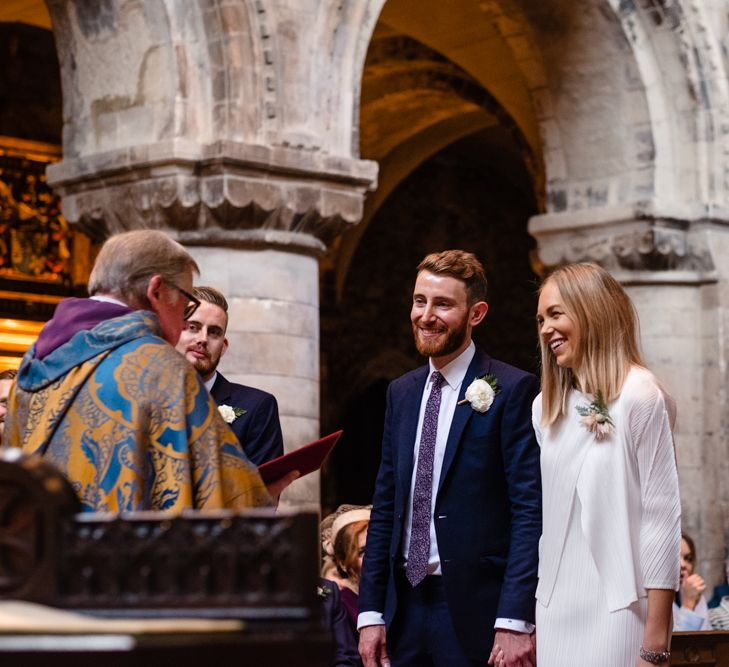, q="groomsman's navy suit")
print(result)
[358,347,542,661]
[210,372,284,466]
